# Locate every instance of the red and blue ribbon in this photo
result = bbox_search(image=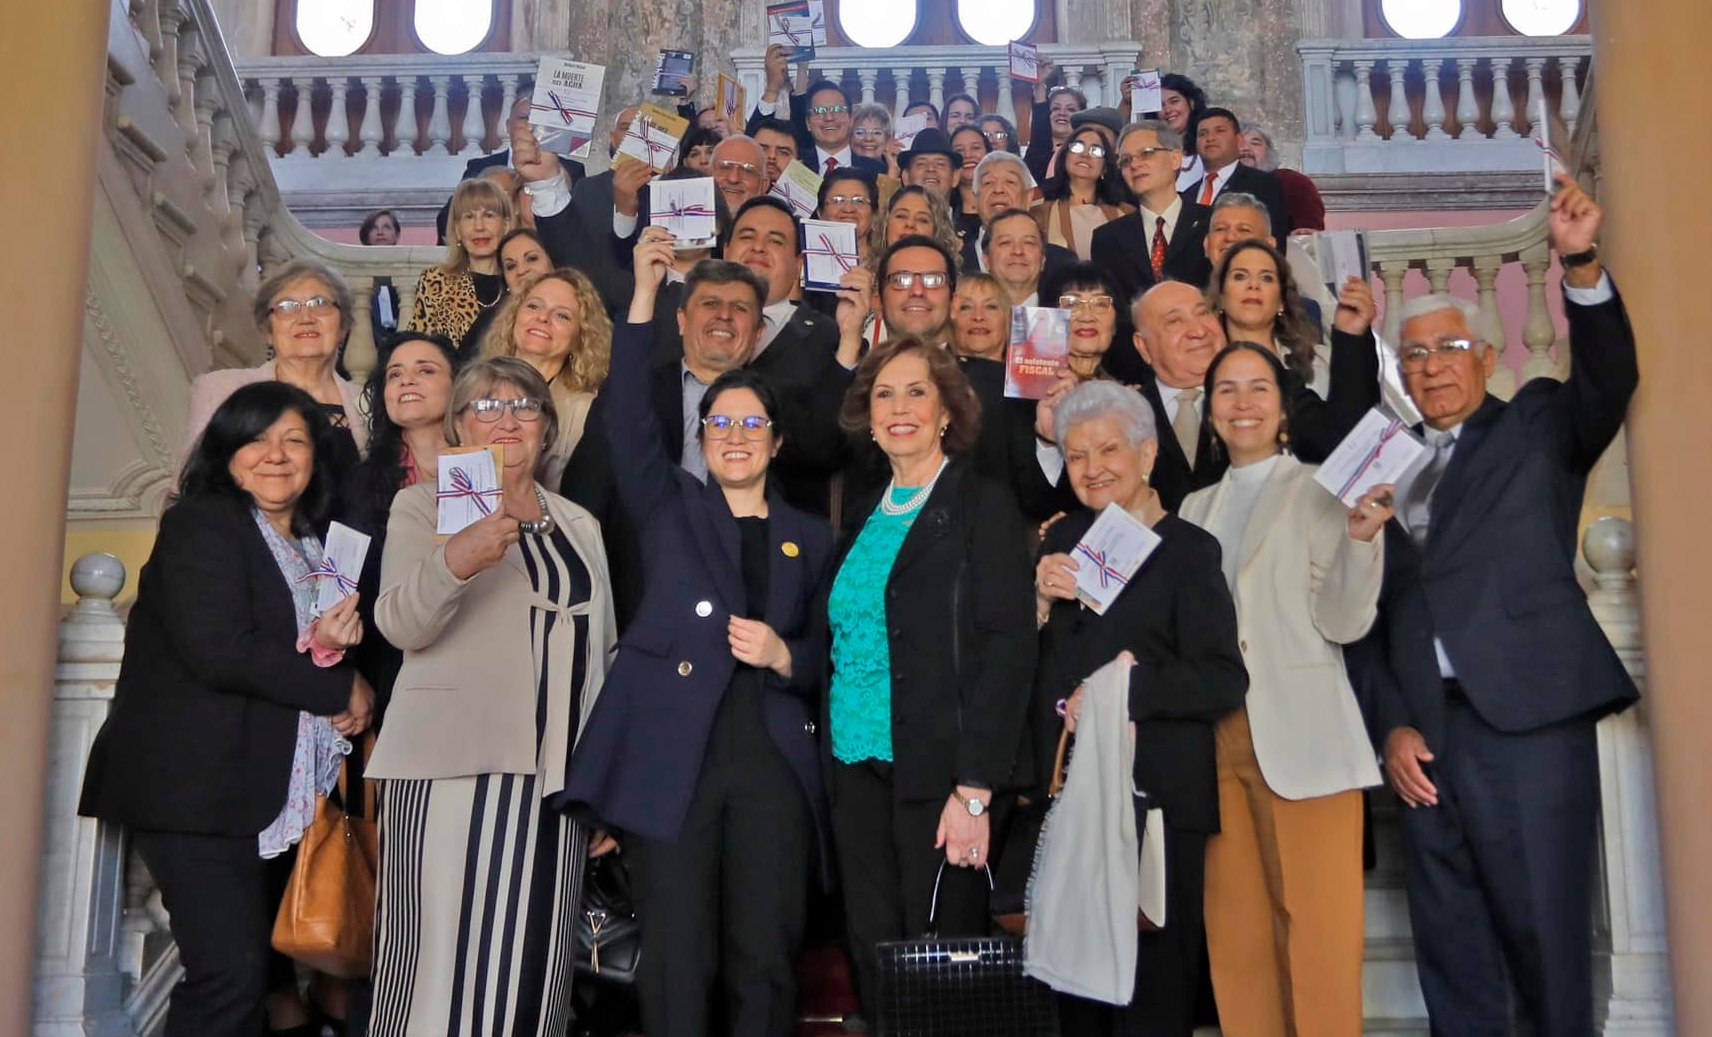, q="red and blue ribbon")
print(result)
[1074,543,1129,590]
[1335,419,1404,502]
[437,466,501,517]
[297,557,359,598]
